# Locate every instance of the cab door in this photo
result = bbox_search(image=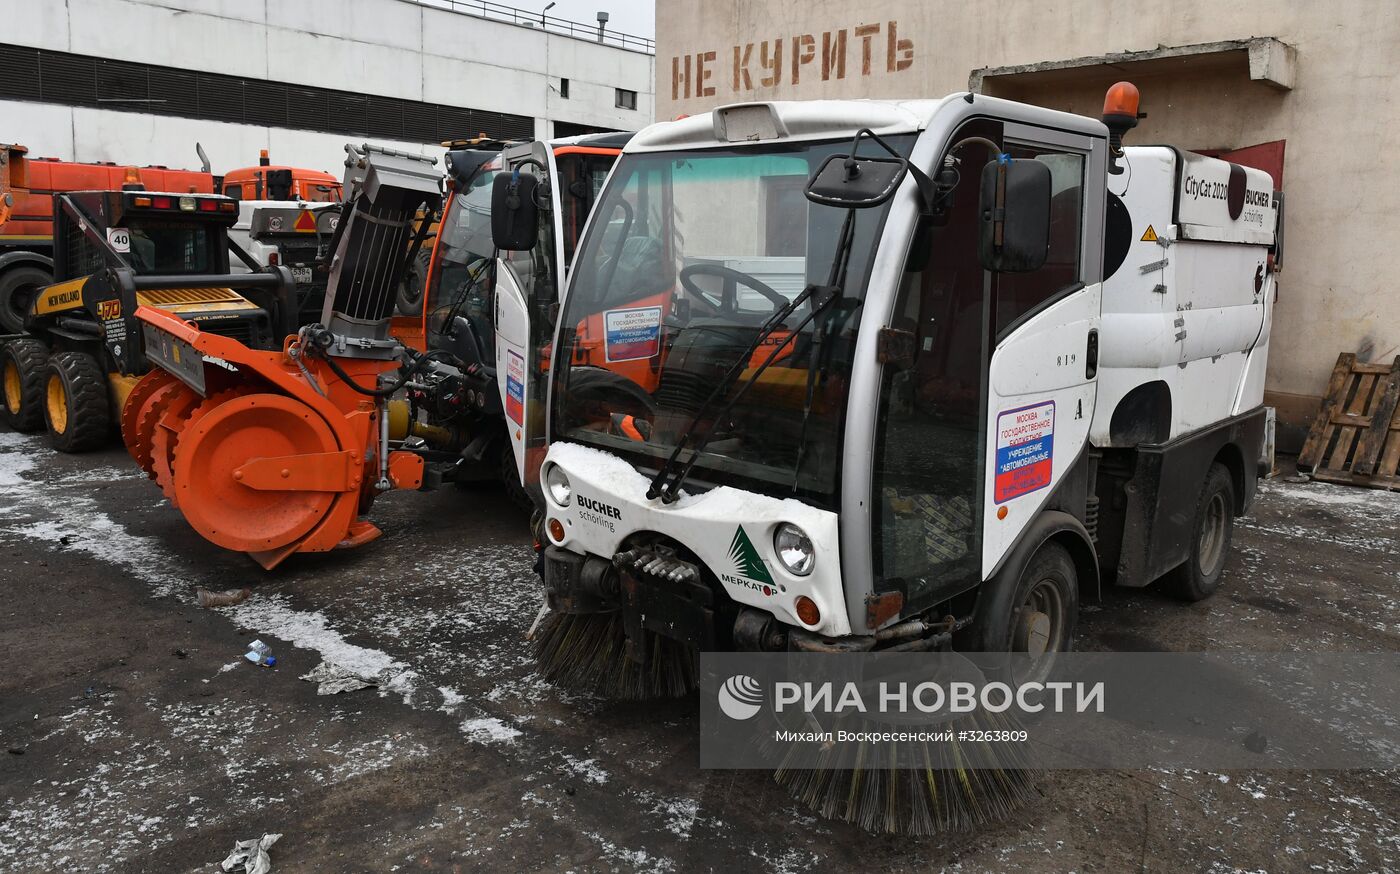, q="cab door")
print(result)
[866,119,1104,621]
[494,142,563,493]
[981,124,1105,574]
